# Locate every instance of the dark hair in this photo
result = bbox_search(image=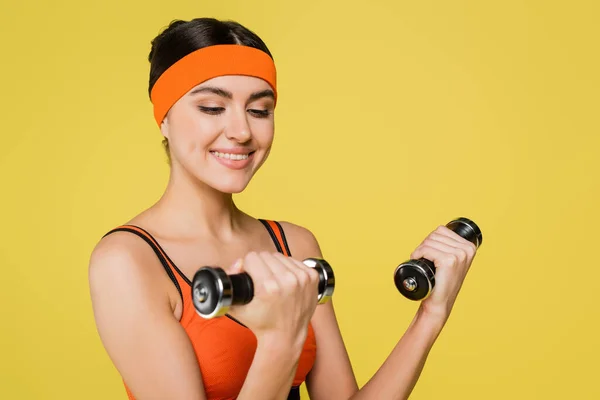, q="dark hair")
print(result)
[147,18,274,162]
